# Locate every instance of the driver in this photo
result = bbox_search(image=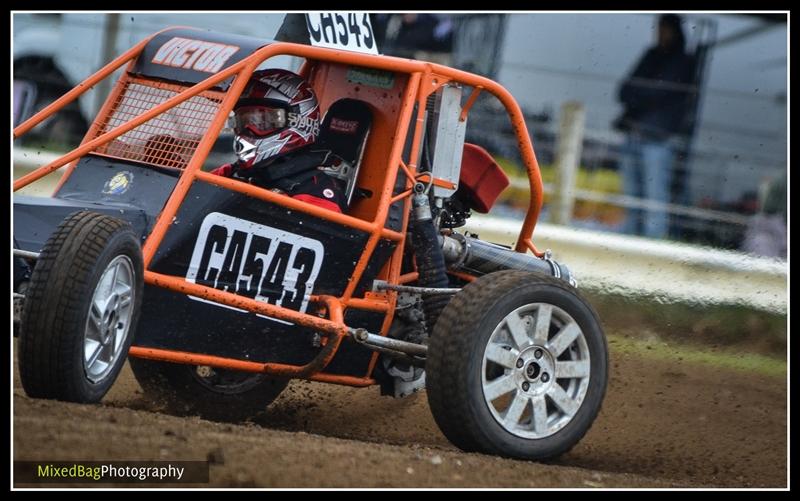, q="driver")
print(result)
[211,68,347,213]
